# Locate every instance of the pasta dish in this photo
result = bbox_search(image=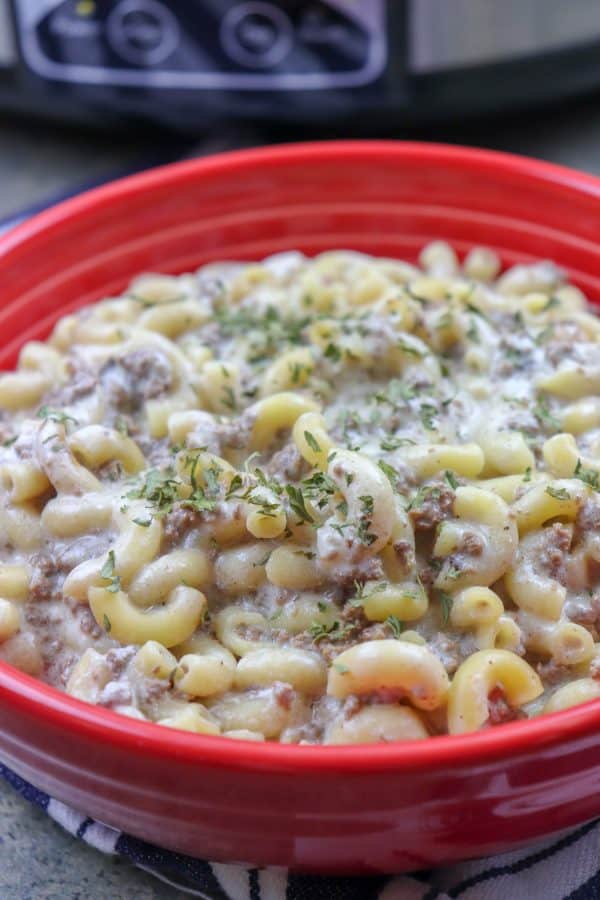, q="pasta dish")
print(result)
[1,242,599,743]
